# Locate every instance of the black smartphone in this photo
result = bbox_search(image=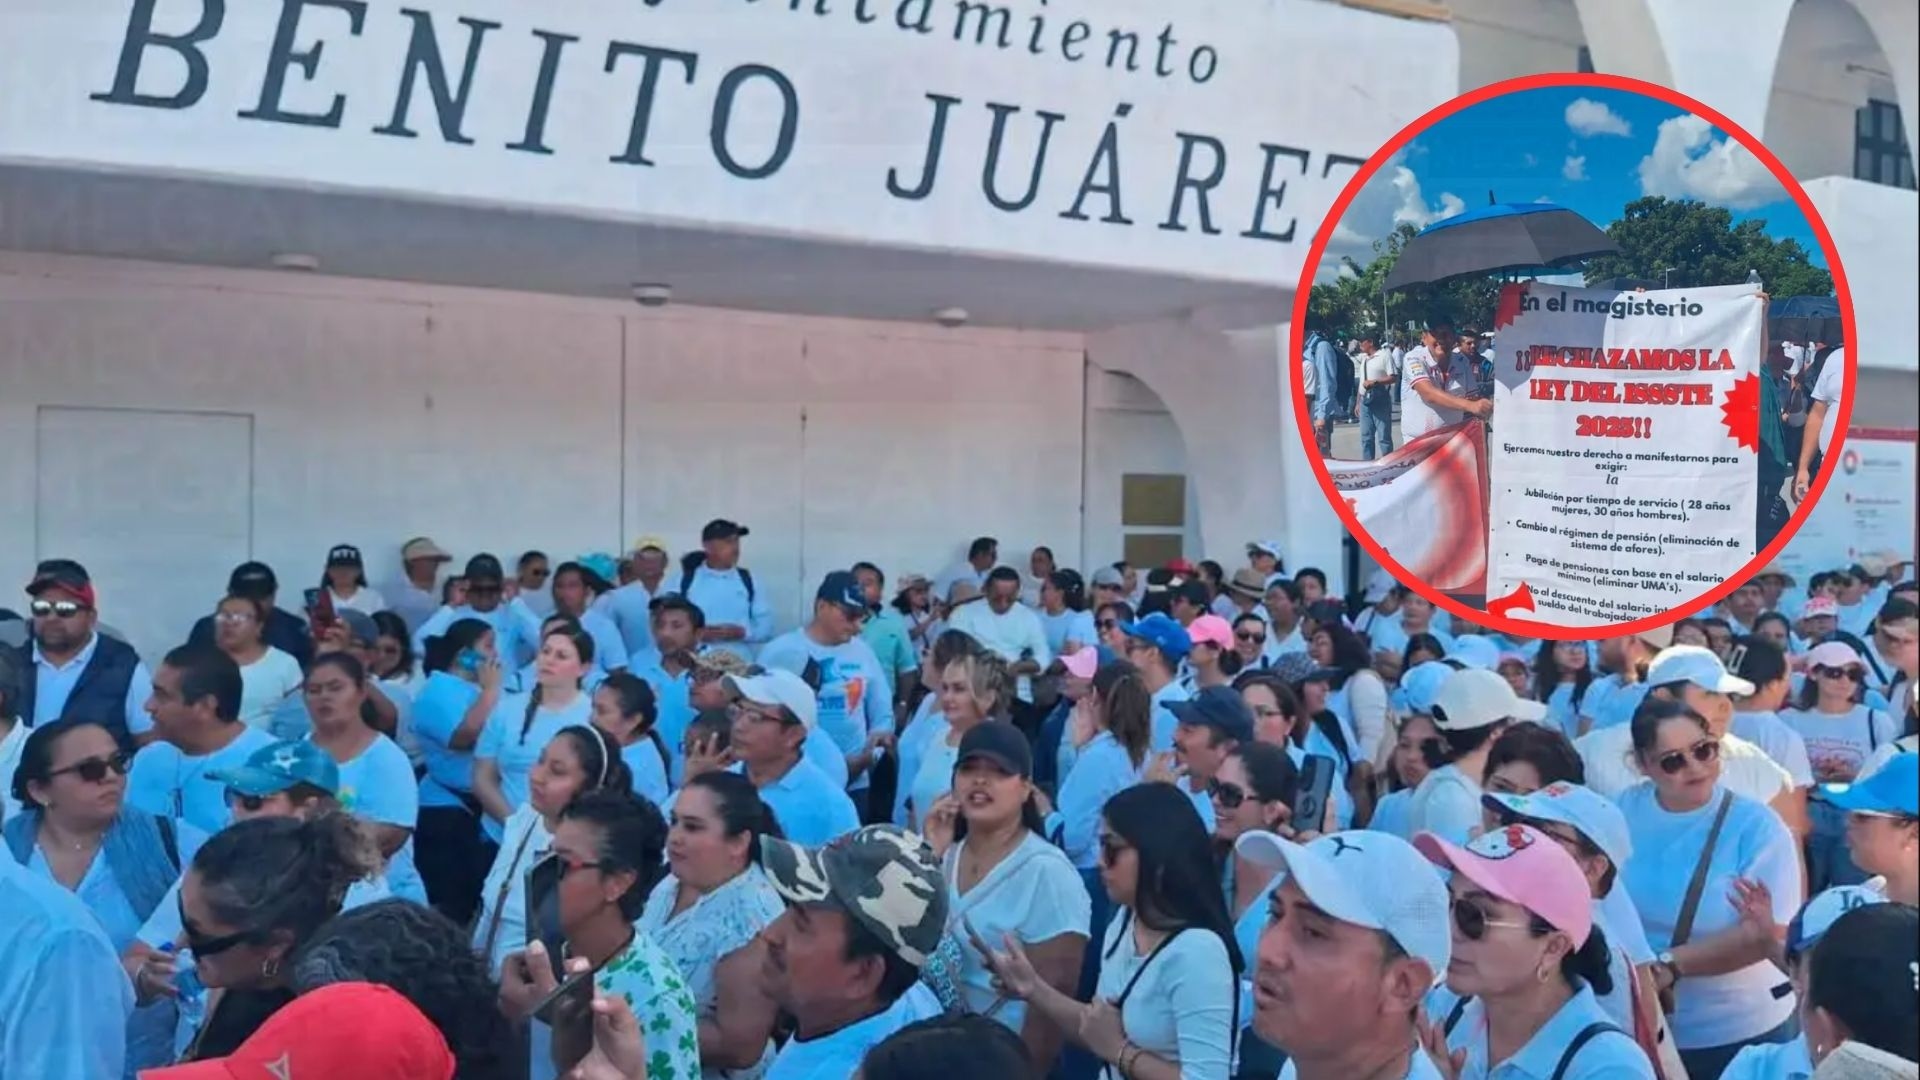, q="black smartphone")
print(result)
[531,966,594,1027]
[525,853,566,983]
[1293,754,1336,835]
